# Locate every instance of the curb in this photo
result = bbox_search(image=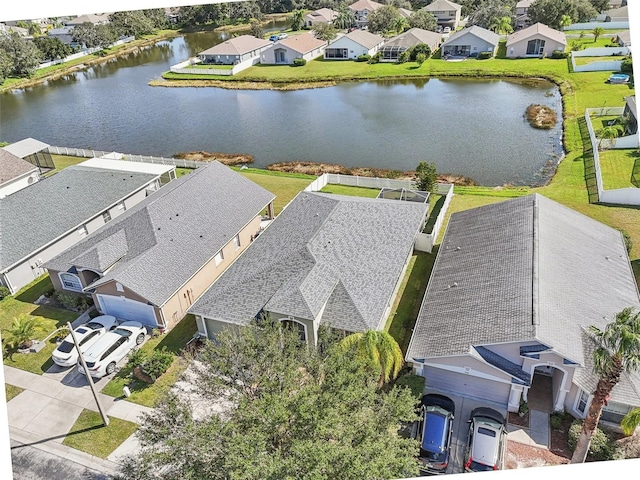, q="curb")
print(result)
[10,426,120,477]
